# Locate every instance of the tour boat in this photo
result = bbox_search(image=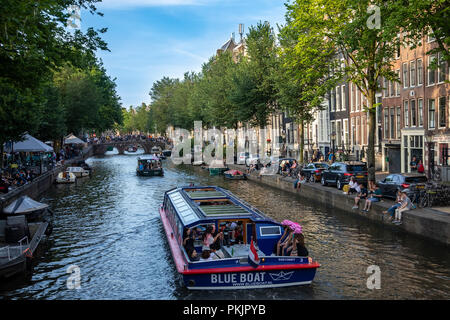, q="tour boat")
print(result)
[127,146,137,153]
[224,170,247,180]
[0,215,51,279]
[159,186,320,290]
[136,155,164,177]
[55,172,76,184]
[66,166,90,178]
